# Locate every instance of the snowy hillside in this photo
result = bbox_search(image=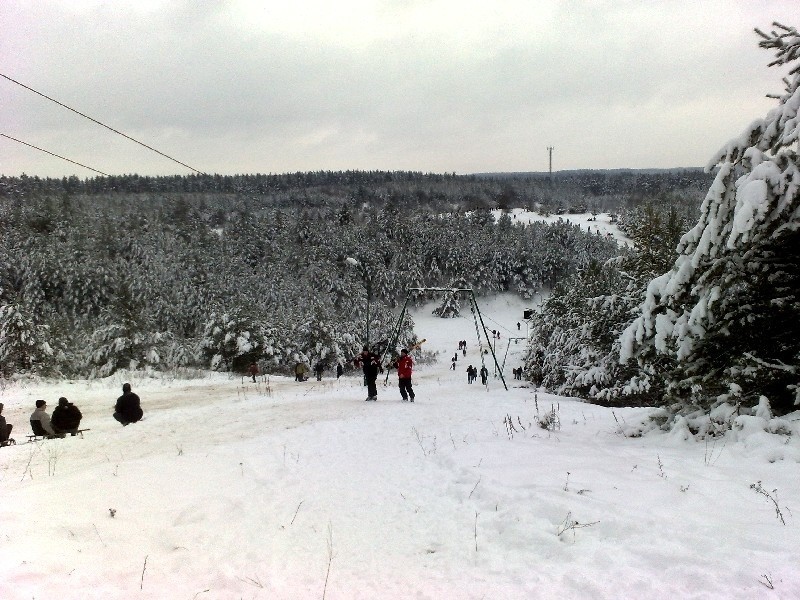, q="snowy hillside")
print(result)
[489,208,631,246]
[1,296,798,599]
